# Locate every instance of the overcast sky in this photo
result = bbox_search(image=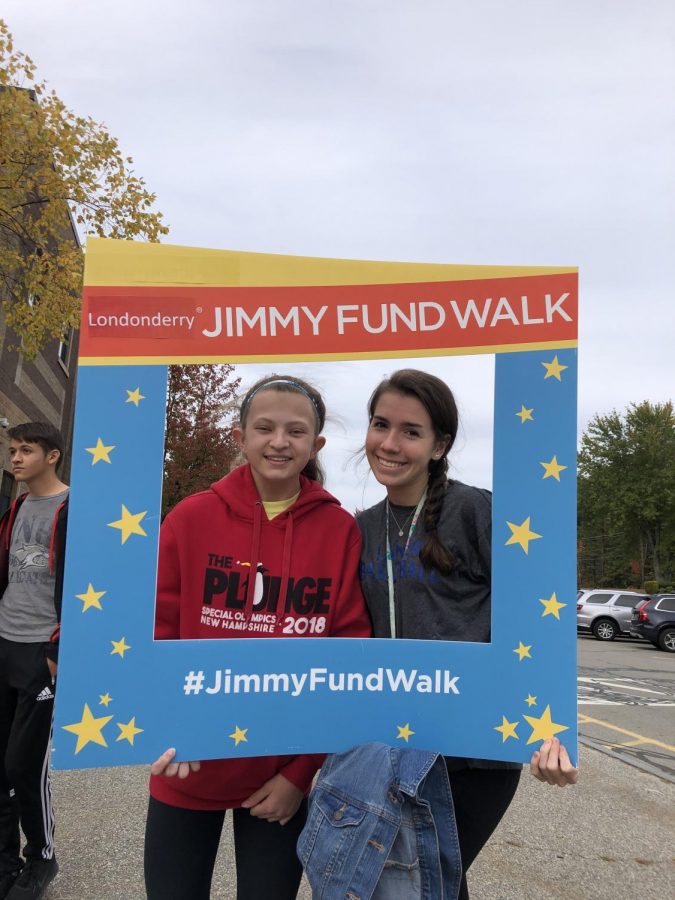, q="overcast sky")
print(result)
[5,1,674,510]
